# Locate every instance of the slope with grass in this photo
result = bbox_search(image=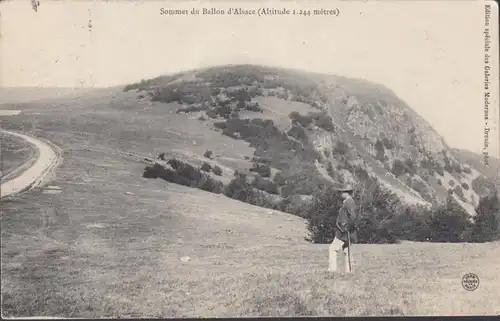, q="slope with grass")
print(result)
[1,66,500,317]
